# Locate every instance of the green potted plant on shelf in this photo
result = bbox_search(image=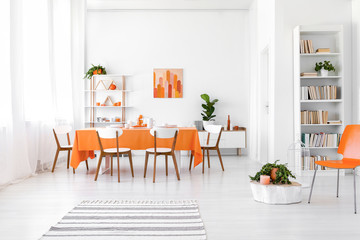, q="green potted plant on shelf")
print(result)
[84,64,107,79]
[200,93,218,129]
[249,160,296,185]
[314,60,336,77]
